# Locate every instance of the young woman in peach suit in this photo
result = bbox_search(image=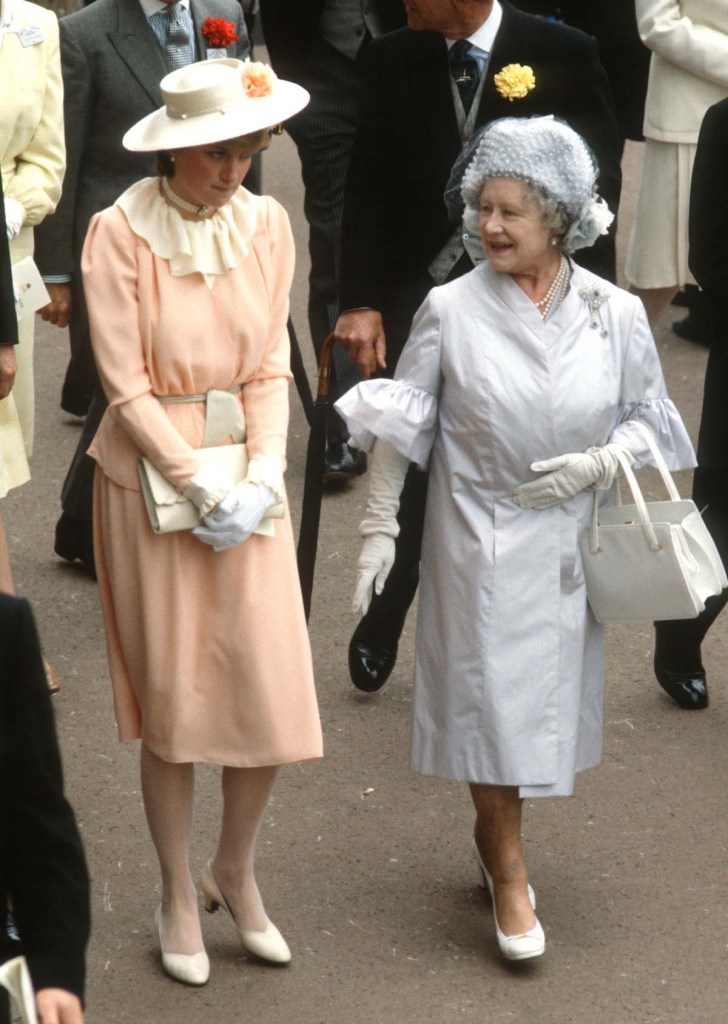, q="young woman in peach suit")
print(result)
[81,60,322,986]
